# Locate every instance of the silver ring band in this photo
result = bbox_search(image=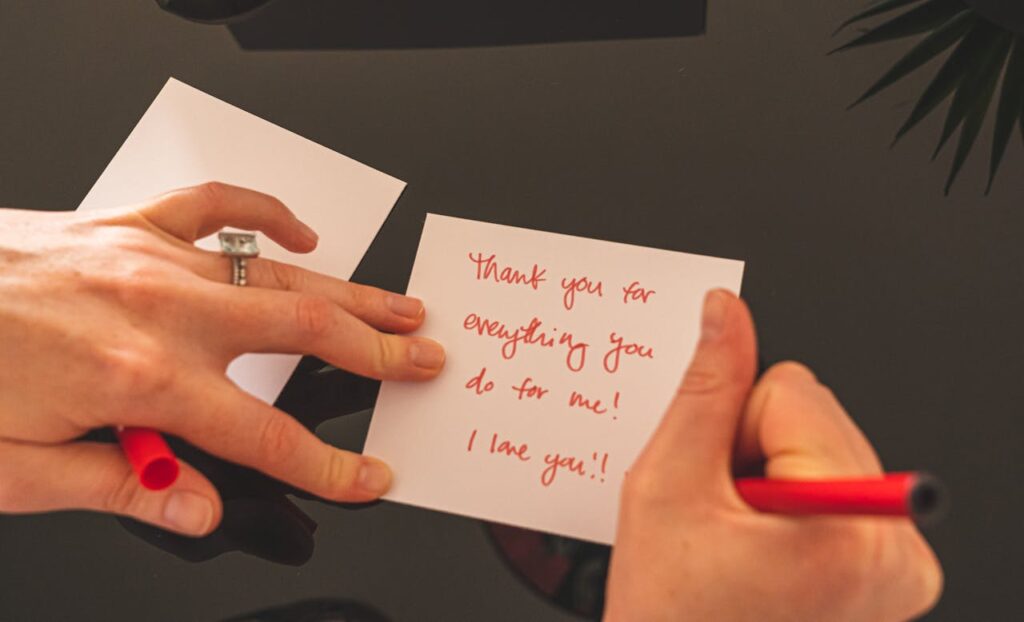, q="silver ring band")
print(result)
[231,256,248,286]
